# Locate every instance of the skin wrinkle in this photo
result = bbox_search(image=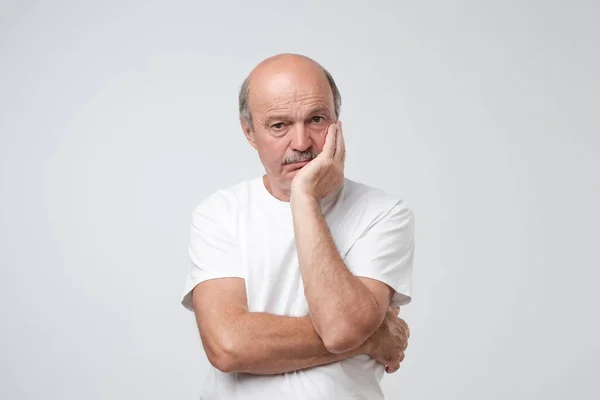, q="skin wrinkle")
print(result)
[260,100,332,129]
[192,54,409,377]
[240,55,336,201]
